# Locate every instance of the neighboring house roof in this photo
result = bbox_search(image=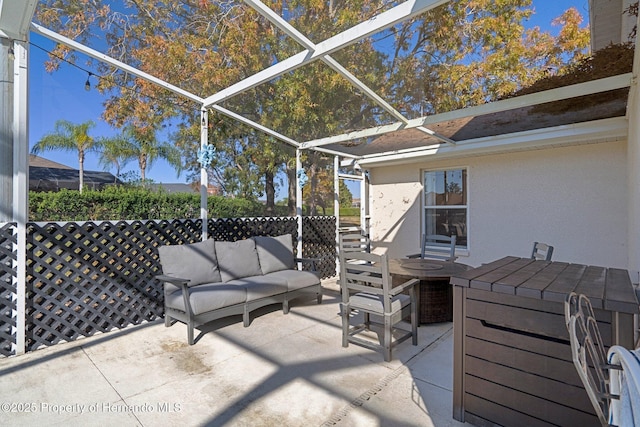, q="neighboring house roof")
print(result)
[148,183,198,194]
[28,155,120,191]
[28,154,73,169]
[29,167,120,191]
